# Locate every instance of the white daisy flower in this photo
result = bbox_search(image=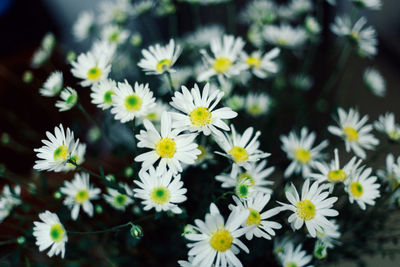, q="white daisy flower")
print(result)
[310,149,362,191]
[240,48,280,79]
[225,94,245,111]
[0,185,21,223]
[71,50,111,87]
[328,107,379,159]
[33,211,68,258]
[281,127,329,178]
[278,242,313,267]
[184,25,225,48]
[61,143,86,172]
[133,167,186,214]
[90,39,117,65]
[215,124,270,169]
[278,179,339,237]
[138,39,182,75]
[135,112,200,175]
[245,93,272,117]
[40,71,63,97]
[345,166,381,210]
[240,0,277,25]
[34,124,79,172]
[364,67,386,97]
[55,87,78,112]
[73,11,94,41]
[169,83,237,136]
[216,160,274,195]
[184,203,251,267]
[98,0,133,24]
[197,35,246,82]
[315,220,341,248]
[229,193,282,240]
[374,112,400,141]
[377,153,400,190]
[263,24,307,49]
[90,79,117,110]
[110,80,156,123]
[60,172,101,220]
[352,0,382,10]
[289,0,313,16]
[101,25,130,45]
[104,183,134,211]
[331,16,377,57]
